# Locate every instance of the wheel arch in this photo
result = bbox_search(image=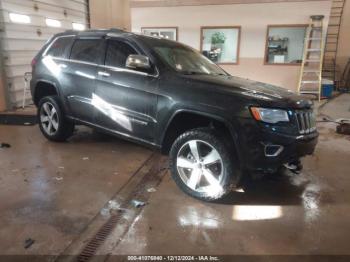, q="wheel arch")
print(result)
[160,109,241,164]
[33,79,61,106]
